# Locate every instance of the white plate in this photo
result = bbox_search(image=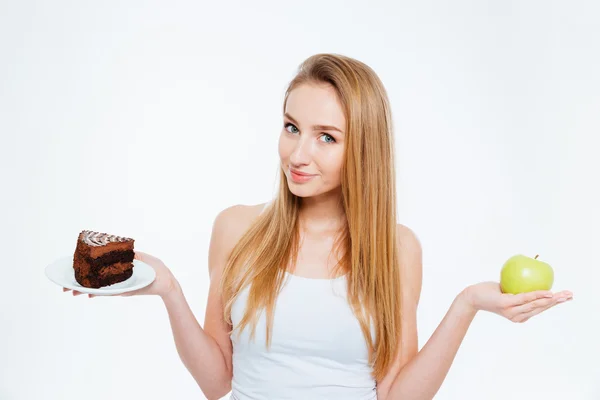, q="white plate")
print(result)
[45,256,156,295]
